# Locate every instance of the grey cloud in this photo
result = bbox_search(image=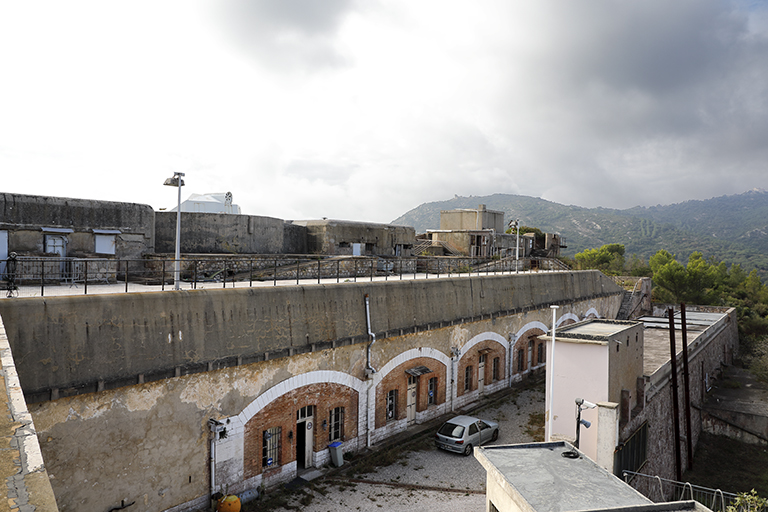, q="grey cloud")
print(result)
[481,1,768,210]
[214,0,355,72]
